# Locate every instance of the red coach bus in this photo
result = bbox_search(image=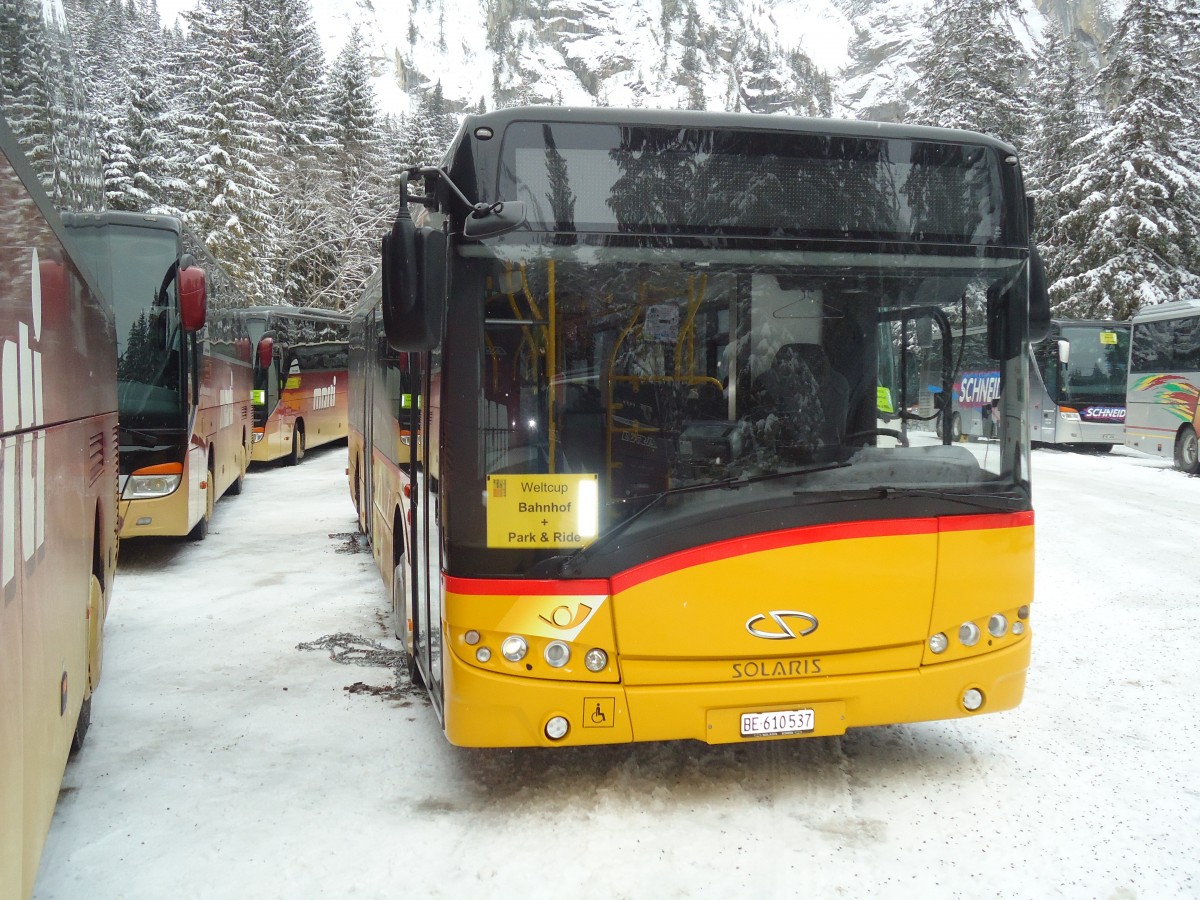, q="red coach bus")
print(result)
[0,112,118,900]
[247,306,350,465]
[69,212,253,540]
